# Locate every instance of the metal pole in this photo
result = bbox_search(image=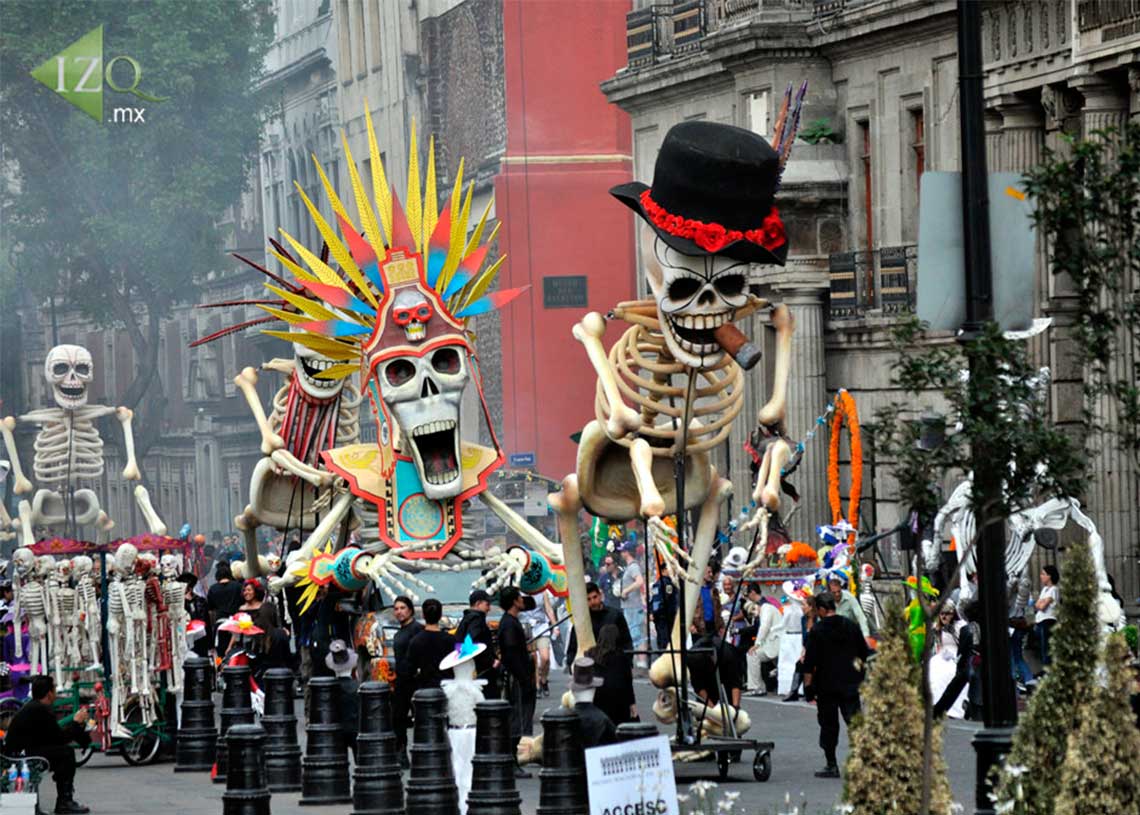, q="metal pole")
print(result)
[956,3,1016,812]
